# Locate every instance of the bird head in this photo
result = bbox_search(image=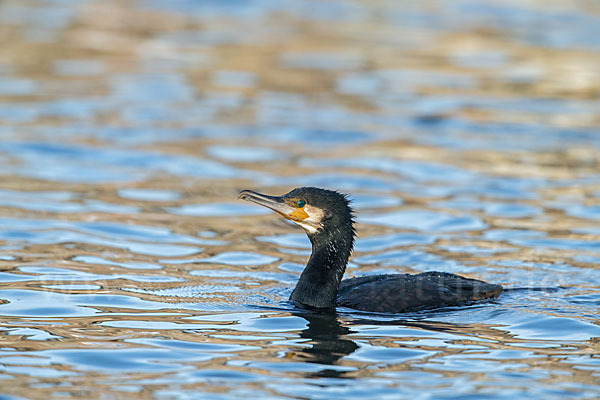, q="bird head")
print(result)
[238,187,355,239]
